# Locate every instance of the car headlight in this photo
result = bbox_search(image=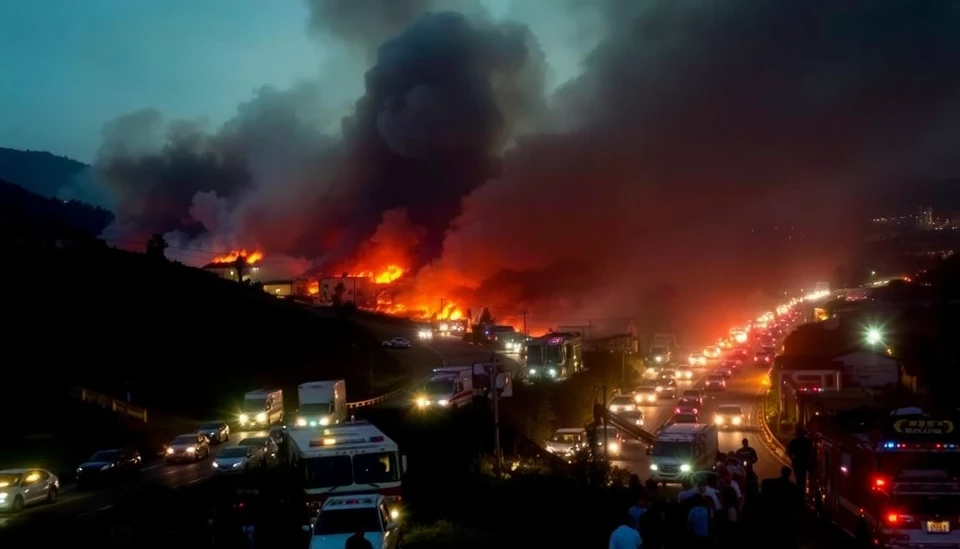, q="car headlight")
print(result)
[649,464,658,471]
[655,386,663,392]
[0,493,6,500]
[733,416,742,425]
[680,464,691,472]
[636,419,644,426]
[655,356,663,363]
[239,414,249,424]
[416,397,428,408]
[647,395,657,402]
[608,442,620,453]
[297,417,307,426]
[100,464,113,471]
[166,447,175,455]
[715,416,724,424]
[610,405,619,412]
[529,368,536,376]
[256,412,267,423]
[548,368,557,377]
[438,399,449,406]
[186,447,196,453]
[212,462,219,468]
[546,446,555,453]
[319,416,330,426]
[232,461,243,468]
